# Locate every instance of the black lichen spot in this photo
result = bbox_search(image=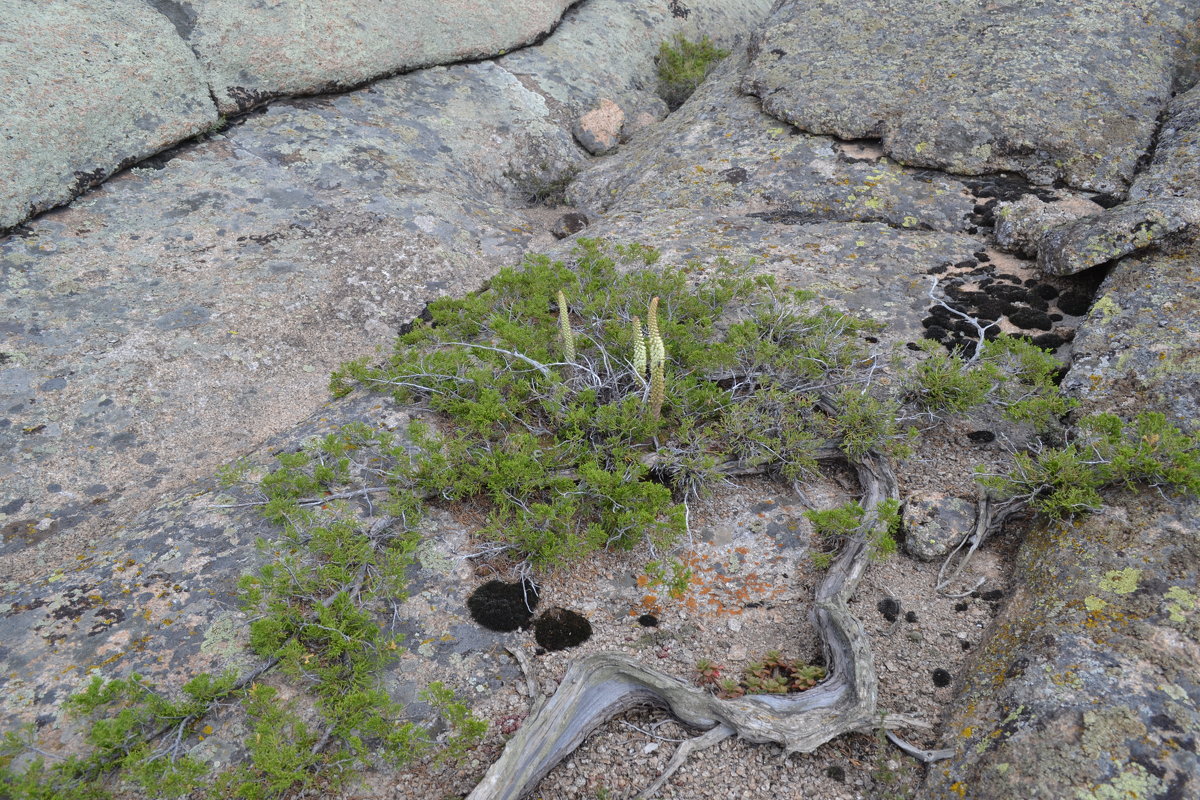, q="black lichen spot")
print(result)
[960,640,972,651]
[954,259,976,270]
[1032,333,1066,350]
[720,167,749,185]
[87,607,125,636]
[637,614,659,628]
[1032,284,1060,300]
[1007,307,1053,331]
[932,668,952,687]
[905,611,918,623]
[877,597,901,622]
[1151,712,1183,733]
[981,590,1004,602]
[974,297,1005,320]
[746,210,820,225]
[1057,291,1092,316]
[533,607,592,651]
[927,262,950,275]
[1005,656,1029,680]
[973,251,990,262]
[467,580,539,632]
[968,430,996,444]
[923,325,950,343]
[986,283,1028,303]
[826,765,846,782]
[954,601,969,612]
